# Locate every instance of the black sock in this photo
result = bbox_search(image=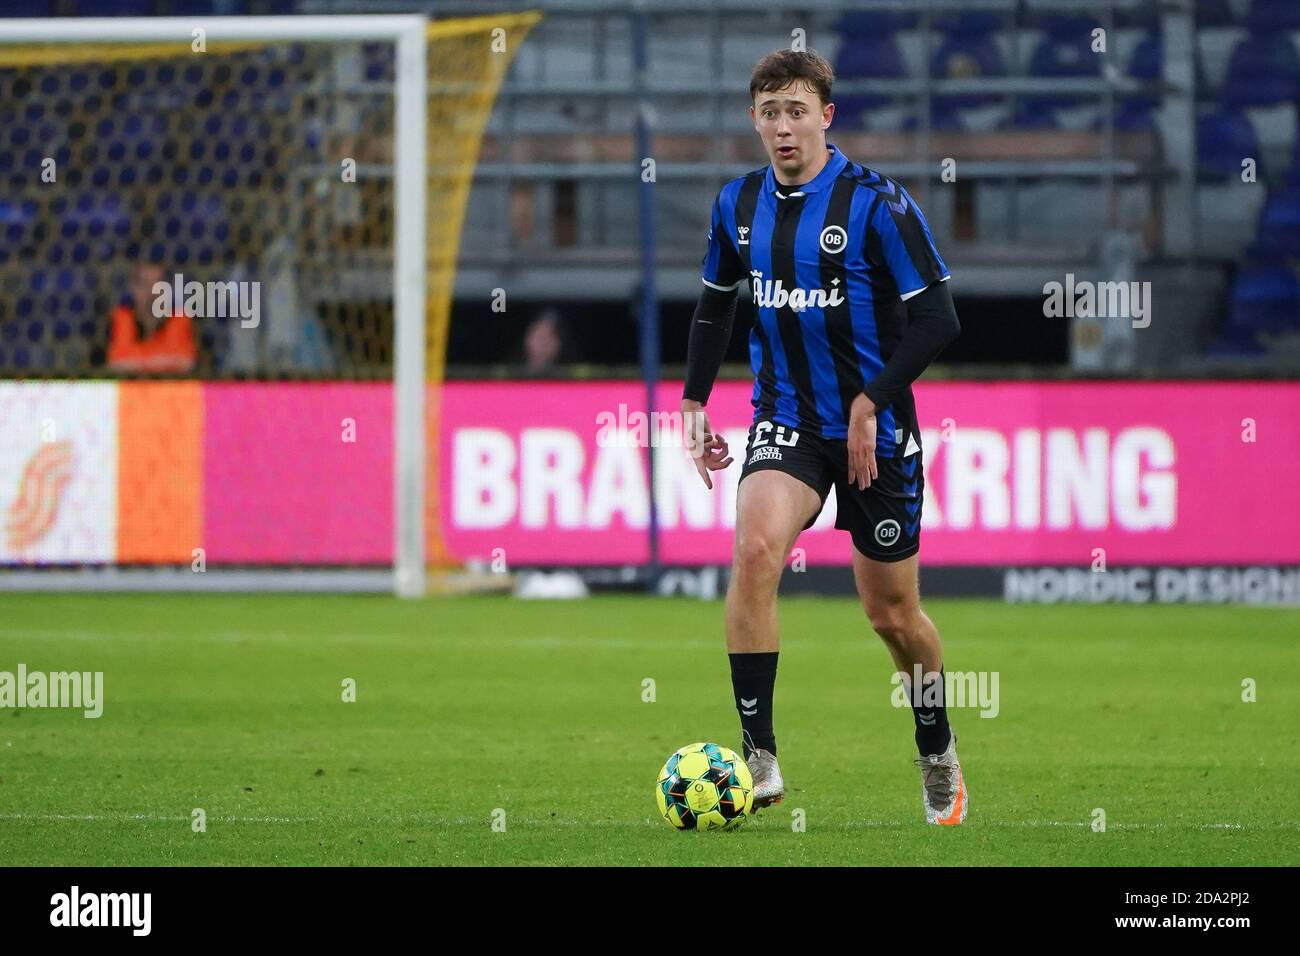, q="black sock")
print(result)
[909,666,952,757]
[728,651,778,758]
